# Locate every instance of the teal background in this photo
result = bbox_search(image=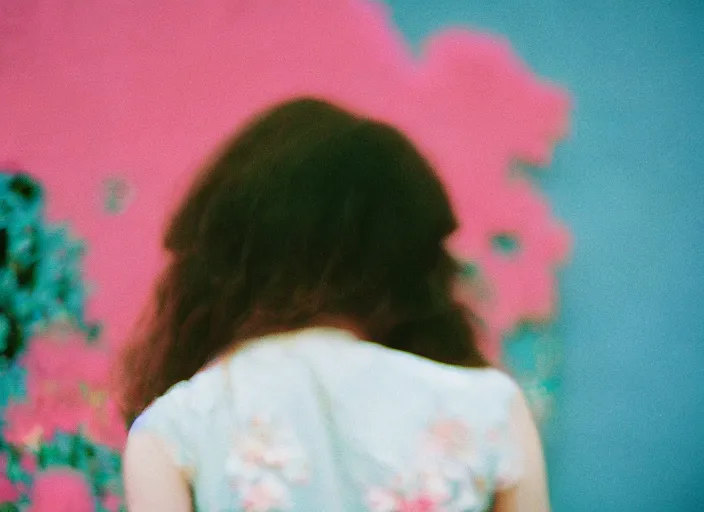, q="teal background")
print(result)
[386,1,704,510]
